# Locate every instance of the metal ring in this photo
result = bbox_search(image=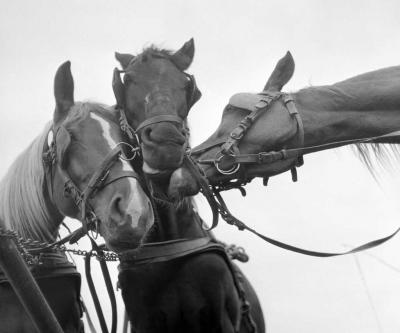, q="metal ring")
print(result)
[214,153,241,175]
[115,142,140,161]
